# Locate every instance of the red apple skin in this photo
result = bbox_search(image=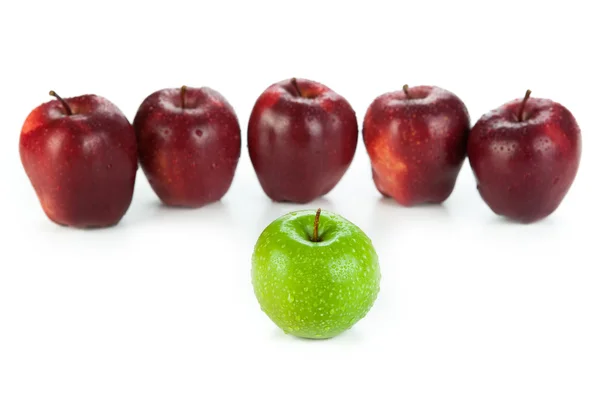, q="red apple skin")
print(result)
[467,95,581,223]
[363,86,470,206]
[248,78,358,203]
[19,94,137,228]
[134,87,241,207]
